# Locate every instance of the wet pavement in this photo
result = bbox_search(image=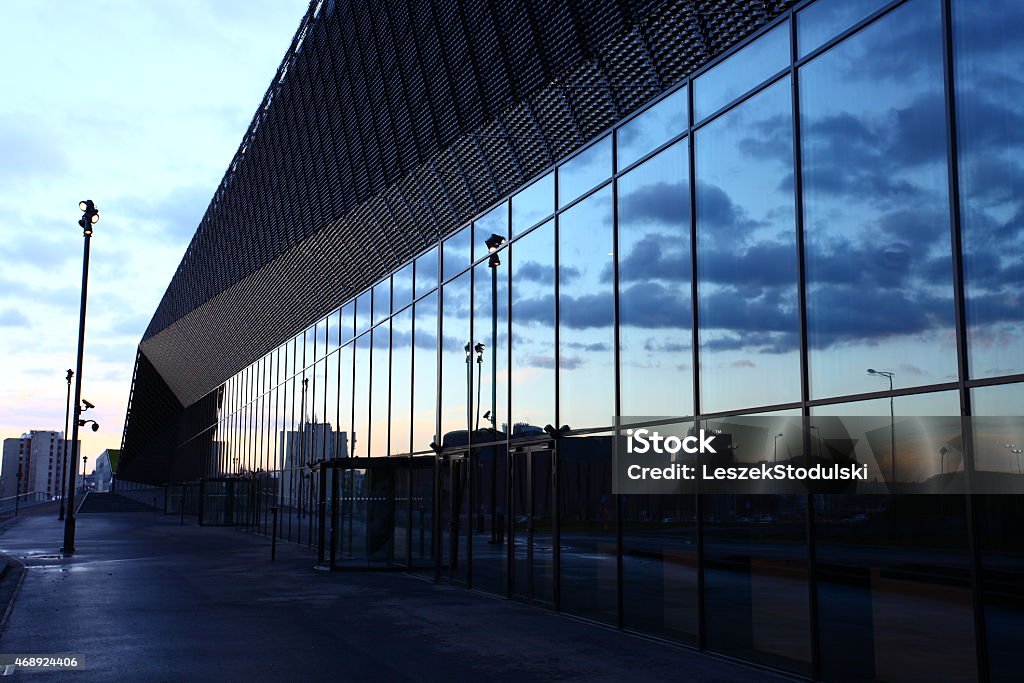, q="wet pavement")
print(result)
[0,494,785,682]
